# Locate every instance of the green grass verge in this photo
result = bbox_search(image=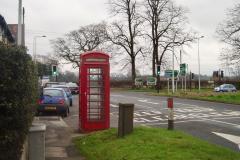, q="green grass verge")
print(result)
[74,127,240,160]
[112,87,240,105]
